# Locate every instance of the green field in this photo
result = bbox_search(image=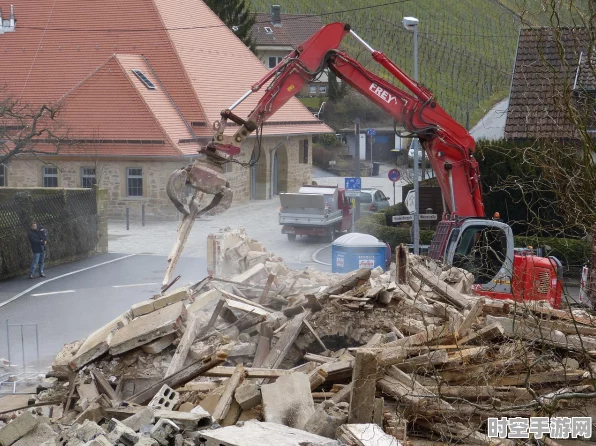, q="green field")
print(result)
[251,0,583,127]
